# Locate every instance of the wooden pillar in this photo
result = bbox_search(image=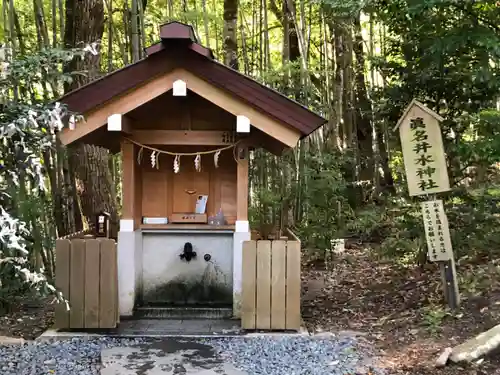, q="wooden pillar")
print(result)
[120,138,142,229]
[236,145,249,226]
